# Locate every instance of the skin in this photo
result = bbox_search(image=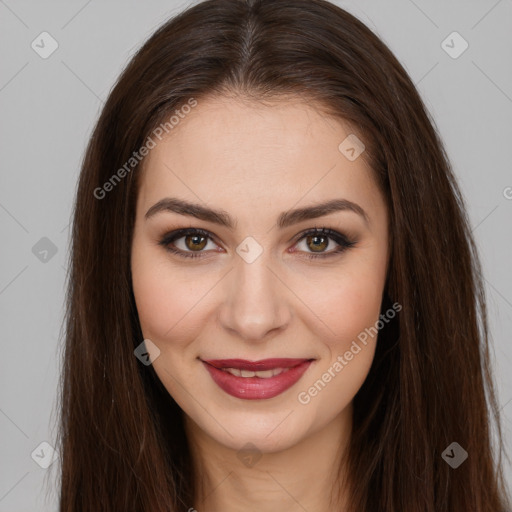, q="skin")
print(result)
[131,94,390,511]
